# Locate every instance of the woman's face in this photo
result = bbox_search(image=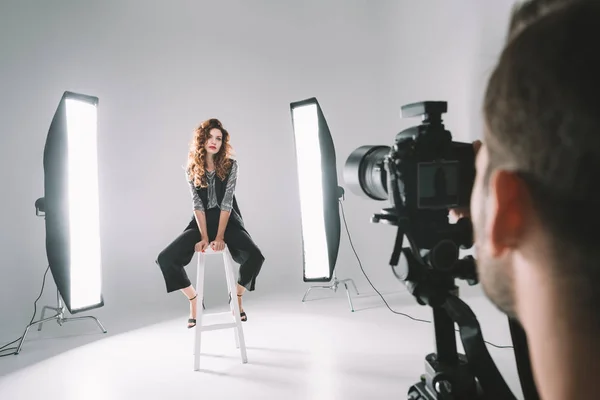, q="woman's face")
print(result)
[205,128,223,155]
